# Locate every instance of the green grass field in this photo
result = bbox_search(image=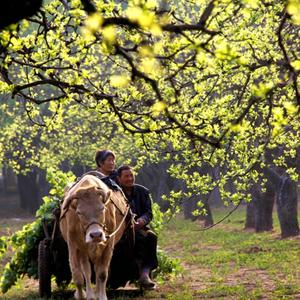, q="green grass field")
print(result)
[159,207,300,299]
[1,206,300,299]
